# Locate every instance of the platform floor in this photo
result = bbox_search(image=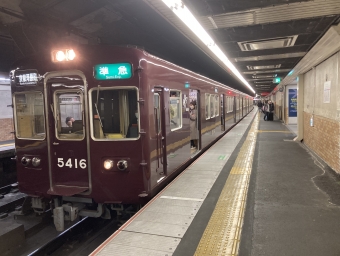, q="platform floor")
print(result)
[91,111,340,256]
[0,140,15,158]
